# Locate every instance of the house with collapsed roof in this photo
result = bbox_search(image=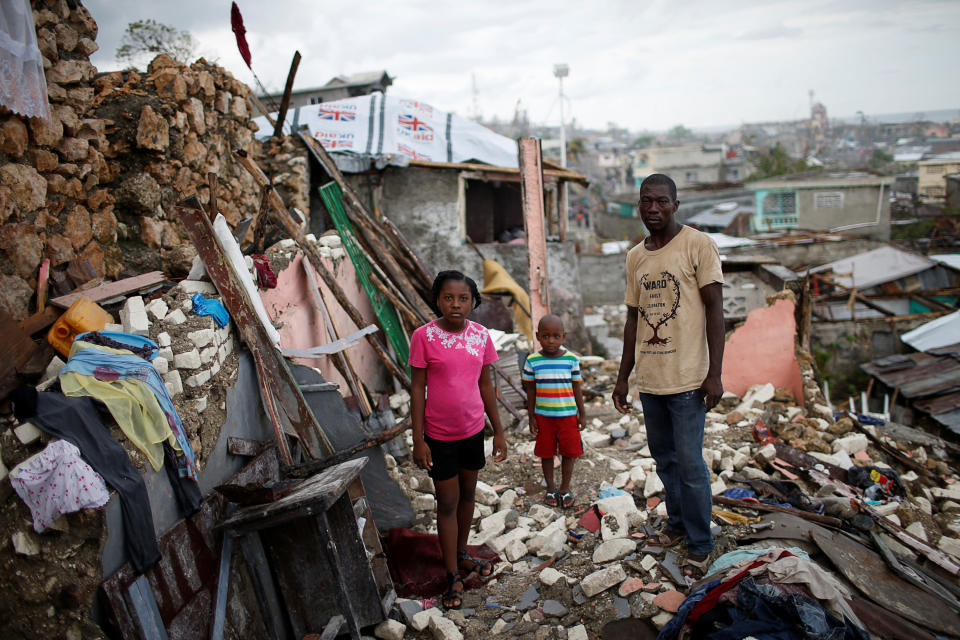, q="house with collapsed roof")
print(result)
[254,95,591,348]
[747,172,894,240]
